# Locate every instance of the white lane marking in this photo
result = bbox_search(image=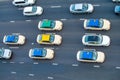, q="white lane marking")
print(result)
[48,76,54,79]
[11,72,16,74]
[31,43,34,45]
[9,47,19,49]
[93,4,100,7]
[19,62,24,64]
[50,6,61,8]
[116,67,120,69]
[10,21,15,23]
[25,20,31,22]
[72,64,78,67]
[28,74,34,76]
[44,47,54,49]
[60,19,67,21]
[12,33,20,35]
[80,18,86,20]
[0,0,9,2]
[33,62,39,64]
[18,8,23,10]
[93,65,100,68]
[10,62,15,64]
[52,63,58,66]
[2,61,7,63]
